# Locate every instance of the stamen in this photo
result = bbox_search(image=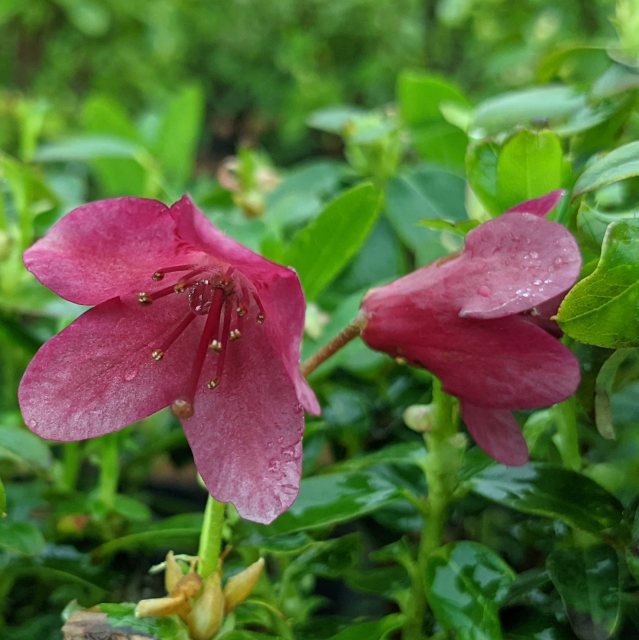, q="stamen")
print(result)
[236,304,247,317]
[181,288,225,409]
[208,300,233,390]
[151,264,196,281]
[252,292,266,324]
[209,339,222,352]
[171,398,194,419]
[230,329,241,341]
[151,312,197,361]
[138,292,152,304]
